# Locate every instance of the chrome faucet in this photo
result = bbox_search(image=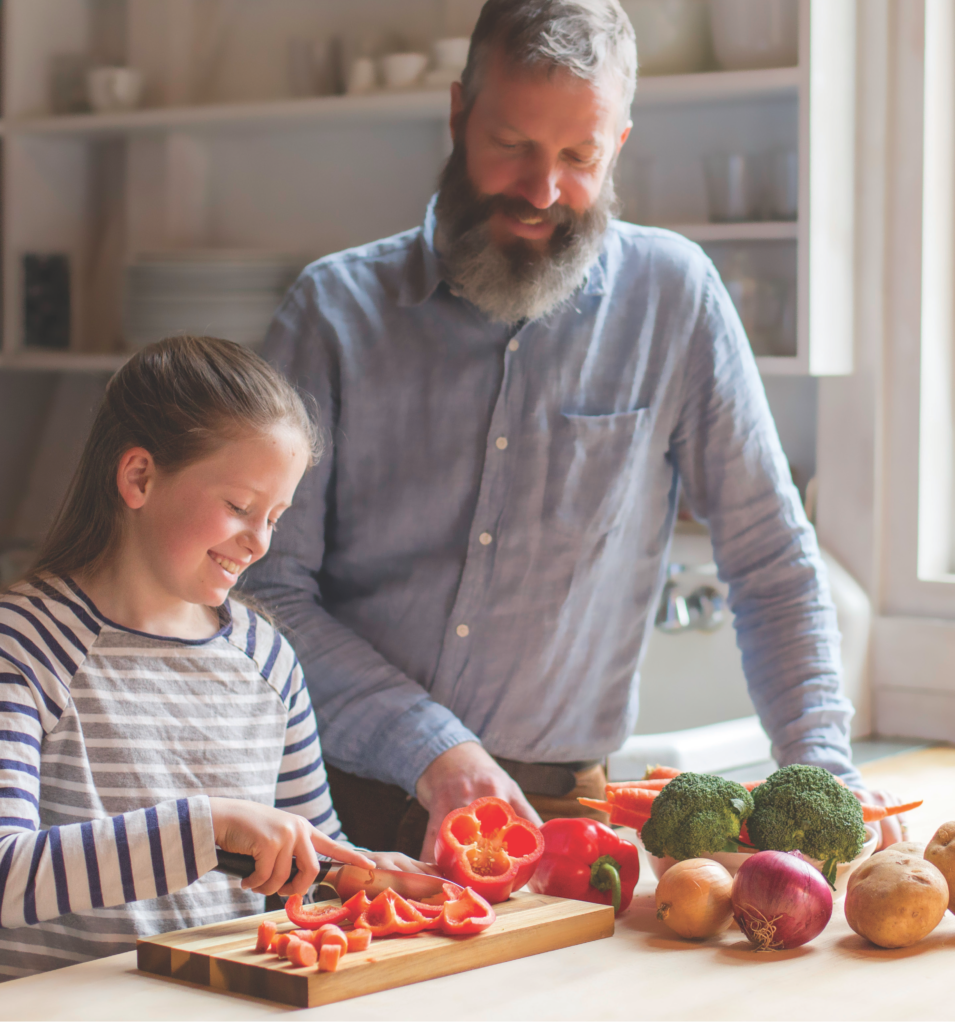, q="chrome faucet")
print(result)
[654,563,726,634]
